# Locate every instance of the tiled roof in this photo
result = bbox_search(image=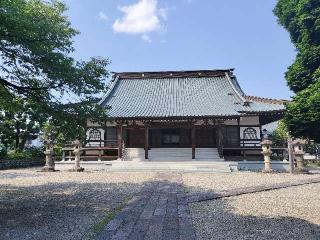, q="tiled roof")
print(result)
[100,70,285,119]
